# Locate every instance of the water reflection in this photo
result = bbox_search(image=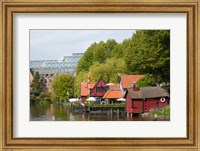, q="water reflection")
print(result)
[30,104,141,121]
